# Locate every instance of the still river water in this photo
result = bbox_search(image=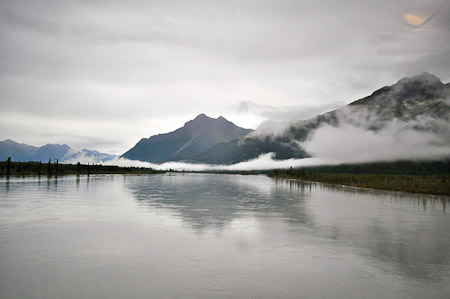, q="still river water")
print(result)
[0,173,449,298]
